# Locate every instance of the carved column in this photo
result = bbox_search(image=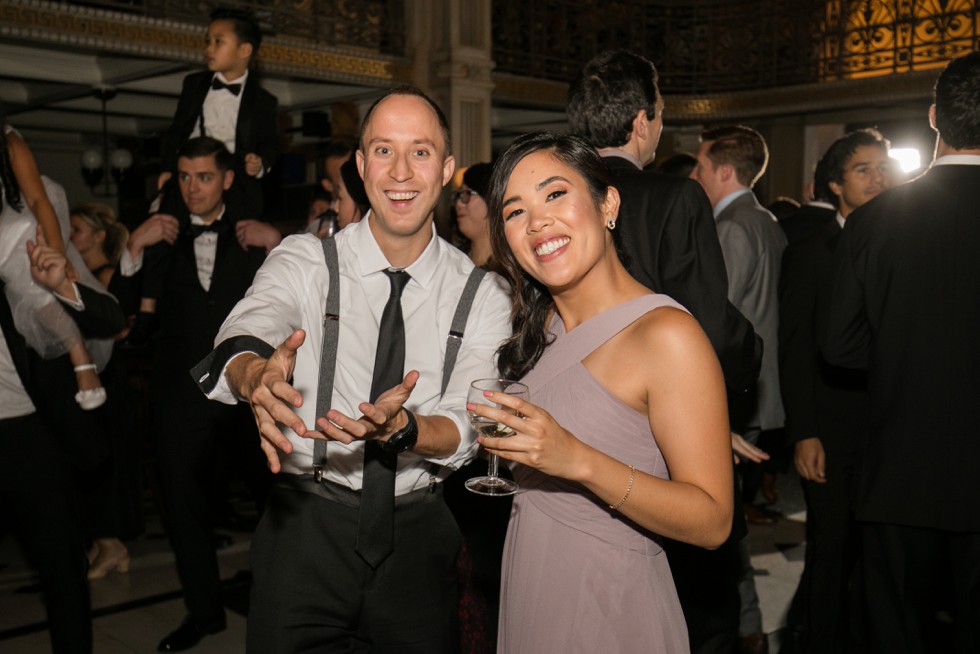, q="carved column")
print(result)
[405,0,494,169]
